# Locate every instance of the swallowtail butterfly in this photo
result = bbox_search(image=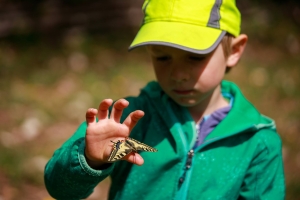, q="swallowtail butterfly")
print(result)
[108,137,158,162]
